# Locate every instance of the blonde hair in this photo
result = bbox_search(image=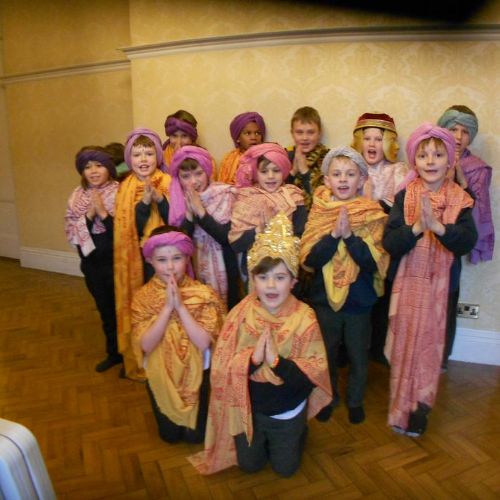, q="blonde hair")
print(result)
[351,128,399,163]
